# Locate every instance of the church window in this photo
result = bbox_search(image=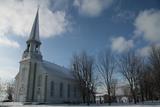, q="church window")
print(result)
[27,44,30,51]
[35,45,39,52]
[59,82,63,97]
[37,88,40,95]
[37,75,42,87]
[74,86,76,97]
[50,81,54,97]
[19,84,24,95]
[67,84,70,98]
